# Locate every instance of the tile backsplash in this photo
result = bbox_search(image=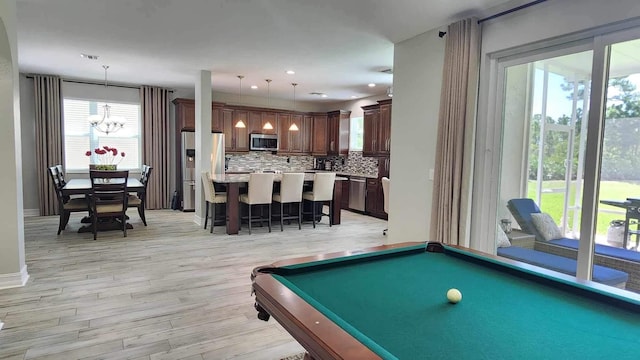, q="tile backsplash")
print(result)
[225,151,378,176]
[328,151,378,176]
[226,152,313,172]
